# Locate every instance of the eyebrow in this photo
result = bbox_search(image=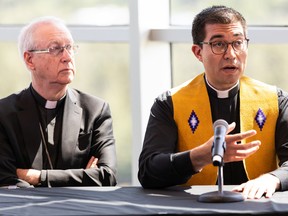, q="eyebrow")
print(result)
[209,33,244,41]
[47,40,73,47]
